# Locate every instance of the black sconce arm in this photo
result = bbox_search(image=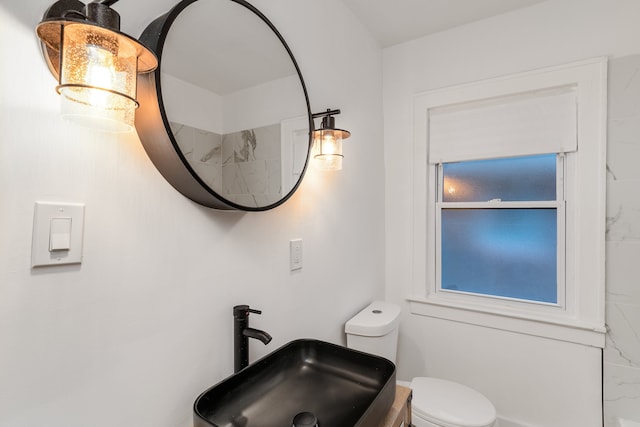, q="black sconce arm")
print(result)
[91,0,120,6]
[312,108,341,119]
